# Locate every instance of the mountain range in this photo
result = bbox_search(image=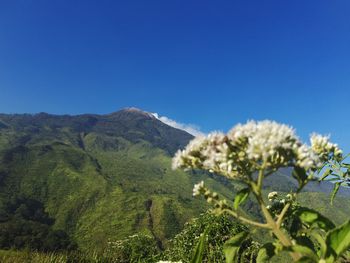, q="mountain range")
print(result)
[0,107,349,251]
